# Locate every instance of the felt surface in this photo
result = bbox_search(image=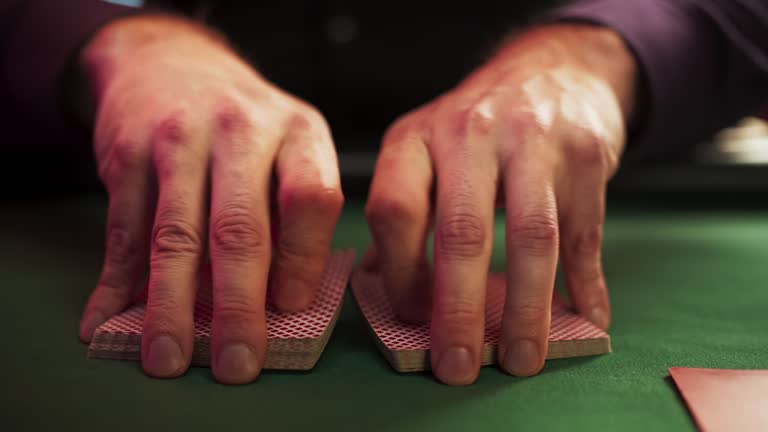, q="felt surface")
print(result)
[2,197,767,432]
